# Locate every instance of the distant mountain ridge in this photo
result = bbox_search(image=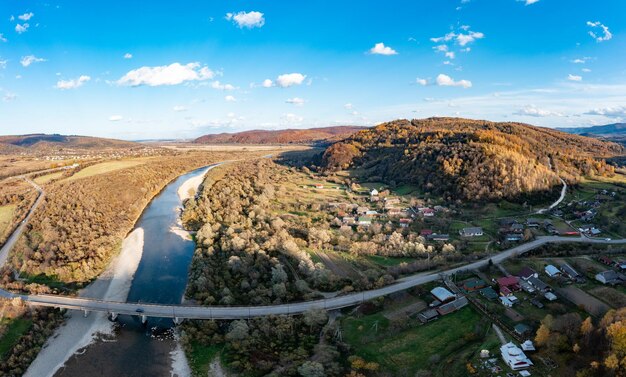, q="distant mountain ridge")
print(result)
[193,126,367,145]
[557,123,626,136]
[0,134,143,154]
[321,117,624,201]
